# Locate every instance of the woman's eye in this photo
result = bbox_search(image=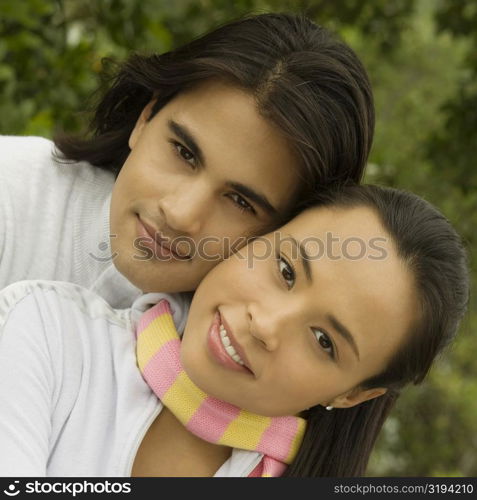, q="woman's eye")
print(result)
[278,257,295,289]
[313,329,334,358]
[173,142,196,167]
[228,193,256,214]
